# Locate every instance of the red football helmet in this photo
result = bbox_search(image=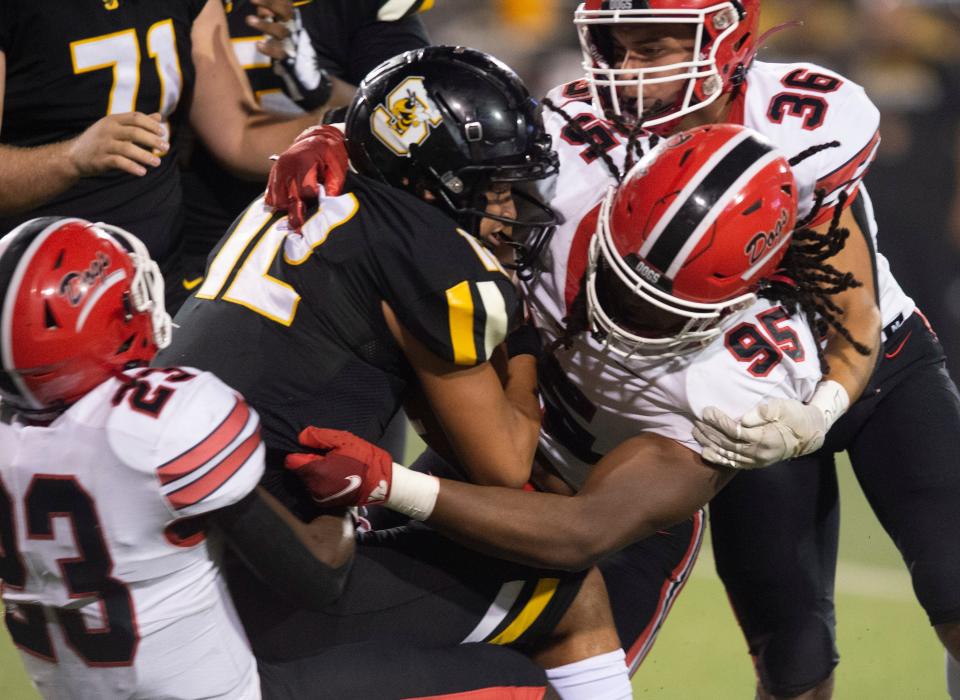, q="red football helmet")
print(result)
[585,123,796,358]
[575,0,761,130]
[0,218,171,414]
